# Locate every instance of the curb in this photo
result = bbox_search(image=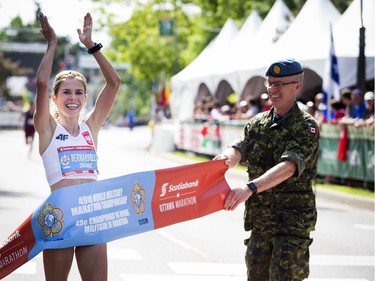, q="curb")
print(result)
[313,187,374,211]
